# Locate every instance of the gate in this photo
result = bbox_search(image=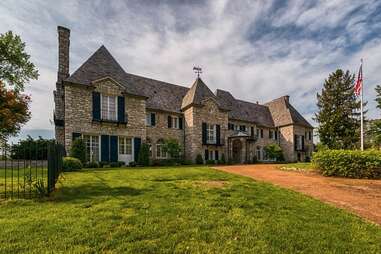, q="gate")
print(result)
[0,141,65,200]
